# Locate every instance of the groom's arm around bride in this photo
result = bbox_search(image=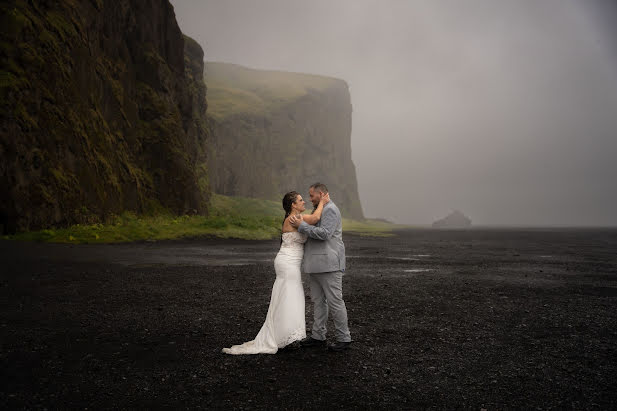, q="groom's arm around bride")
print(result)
[294,199,345,273]
[289,184,345,274]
